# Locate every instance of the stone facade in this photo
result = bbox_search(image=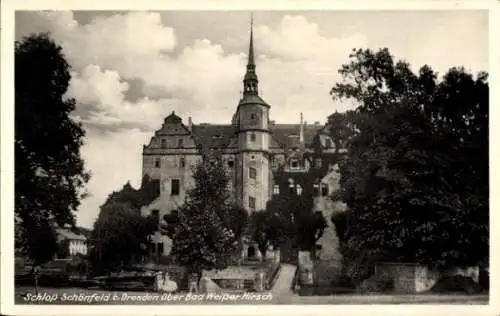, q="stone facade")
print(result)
[139,21,347,261]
